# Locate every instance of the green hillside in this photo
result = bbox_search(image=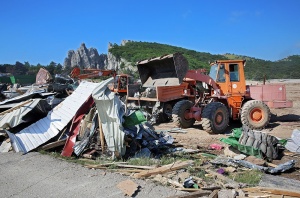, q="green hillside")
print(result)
[109,41,300,80]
